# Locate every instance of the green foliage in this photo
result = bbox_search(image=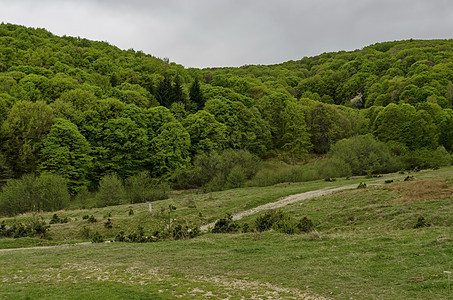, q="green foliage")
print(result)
[212,213,240,233]
[49,213,69,224]
[124,171,169,204]
[374,103,438,150]
[307,103,354,154]
[149,121,191,178]
[413,215,430,229]
[254,210,313,234]
[98,117,149,179]
[0,173,69,216]
[183,110,227,155]
[189,77,204,110]
[97,173,126,207]
[172,149,260,191]
[0,218,49,238]
[0,151,13,186]
[402,146,452,169]
[327,134,401,176]
[1,101,54,175]
[39,118,92,193]
[91,231,104,243]
[297,216,315,232]
[2,24,453,193]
